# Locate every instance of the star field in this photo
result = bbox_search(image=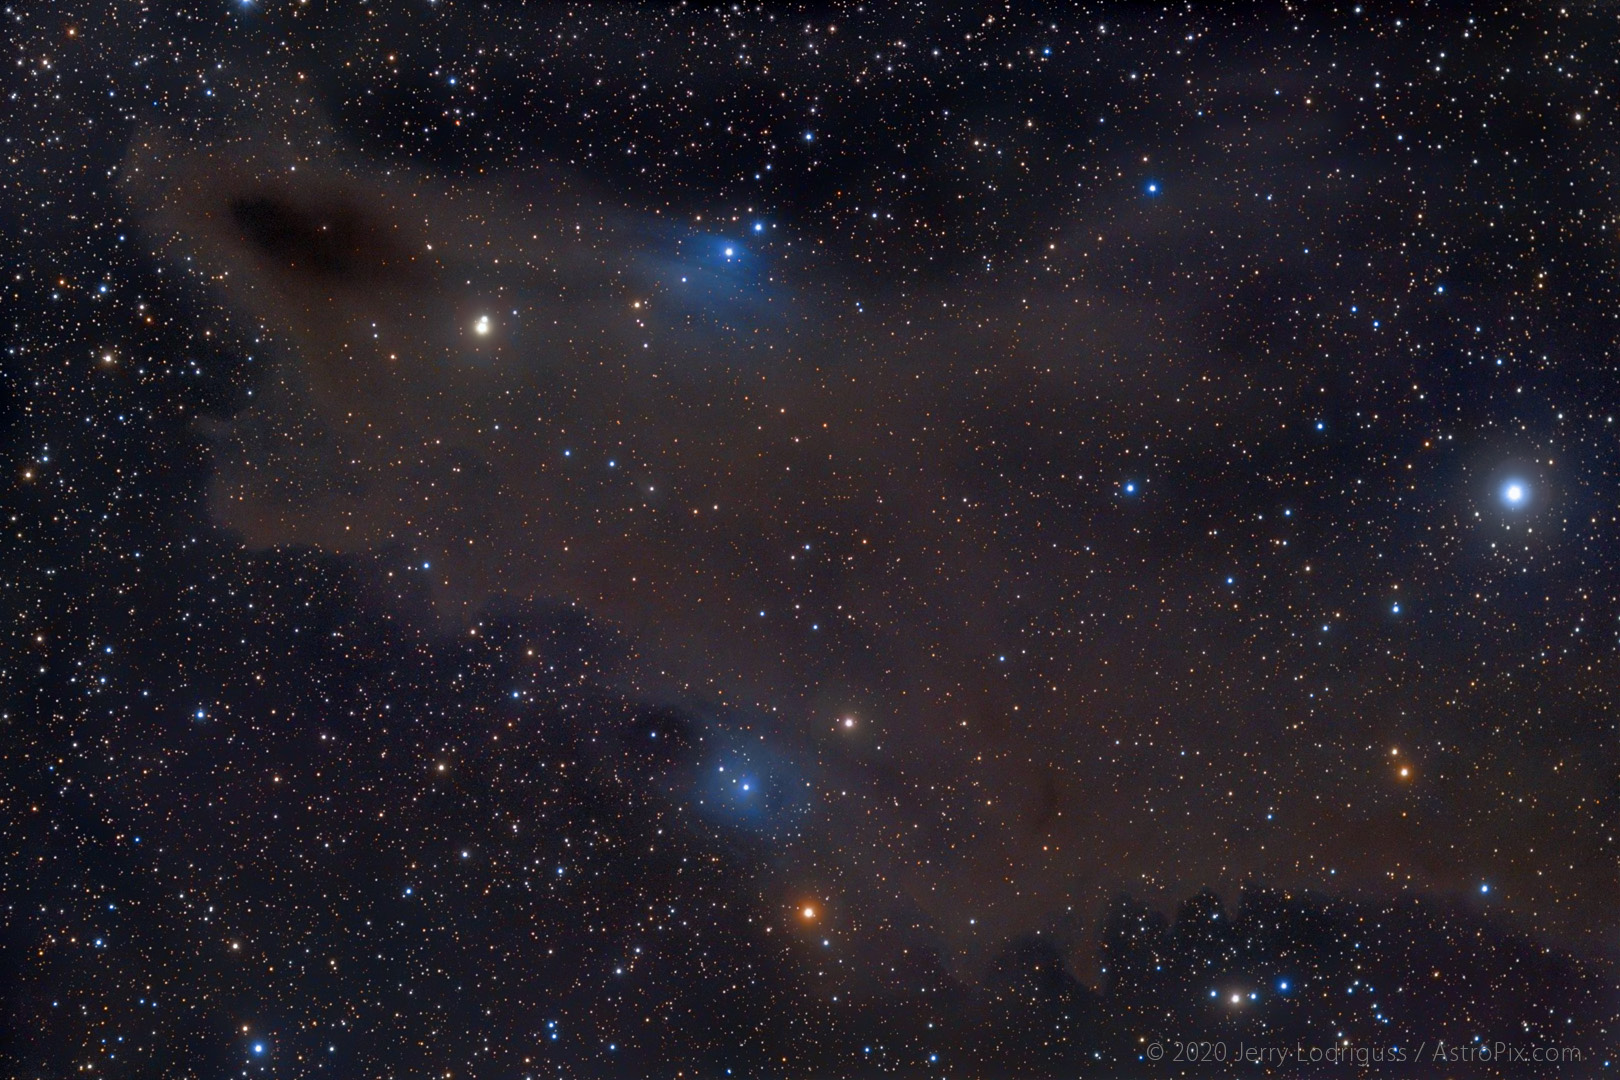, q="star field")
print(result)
[4,1,1619,1077]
